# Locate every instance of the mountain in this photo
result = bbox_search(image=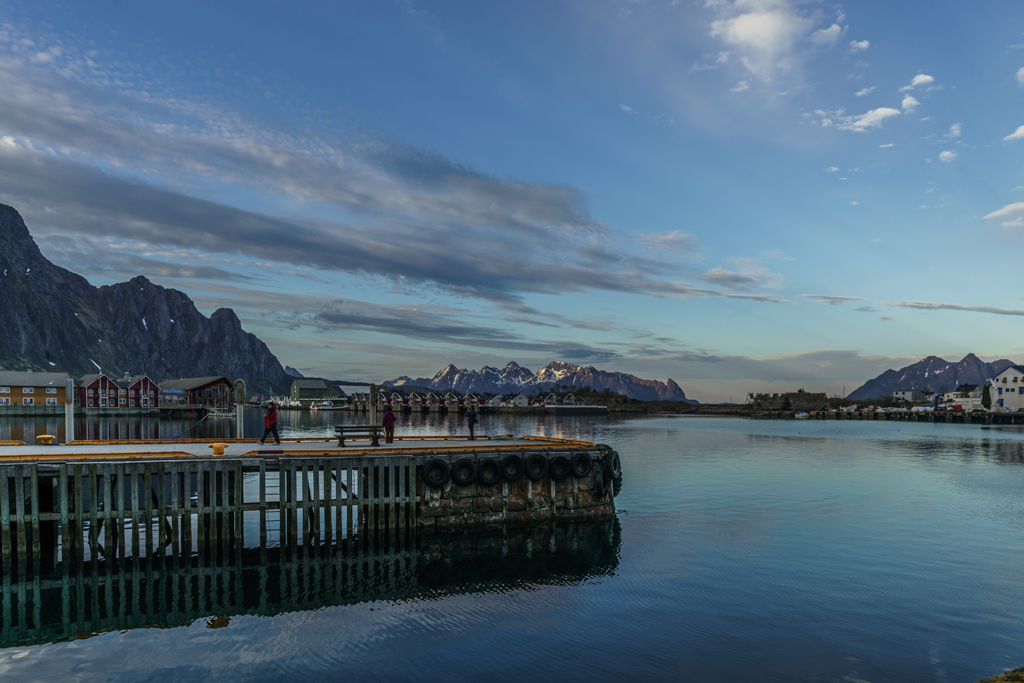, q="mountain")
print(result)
[284,366,305,378]
[848,354,1017,400]
[383,361,696,403]
[0,203,290,395]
